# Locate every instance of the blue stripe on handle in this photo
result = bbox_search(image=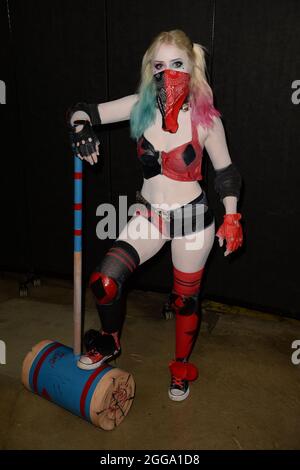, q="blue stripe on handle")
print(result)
[74,210,82,230]
[74,235,82,252]
[74,155,83,173]
[74,179,82,204]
